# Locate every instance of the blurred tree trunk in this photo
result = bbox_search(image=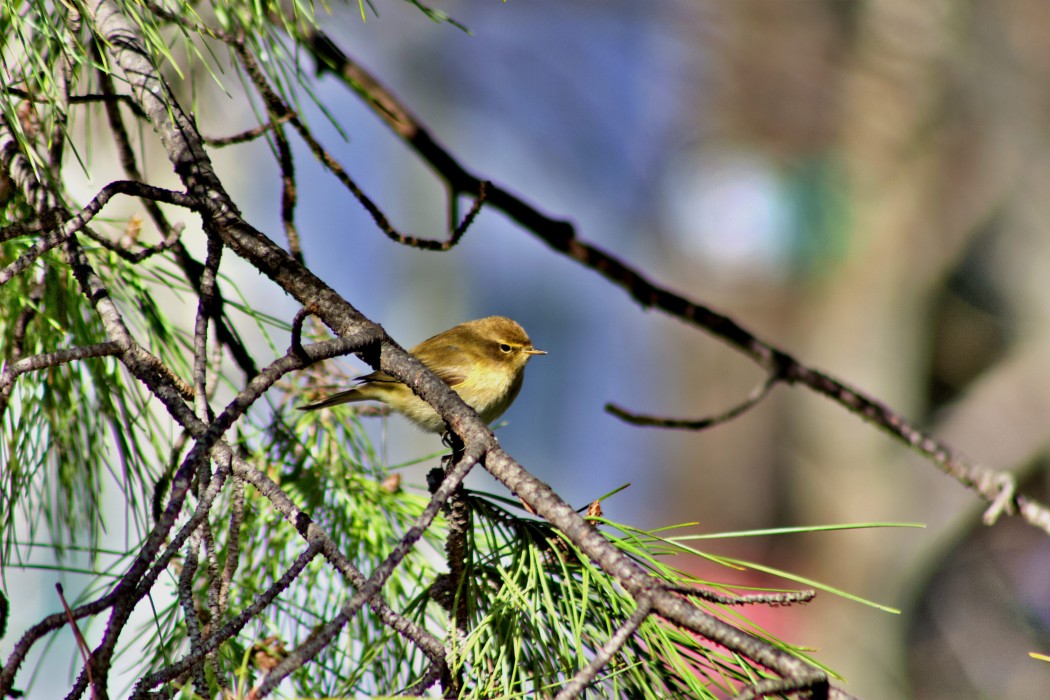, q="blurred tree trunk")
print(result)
[662,1,1050,696]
